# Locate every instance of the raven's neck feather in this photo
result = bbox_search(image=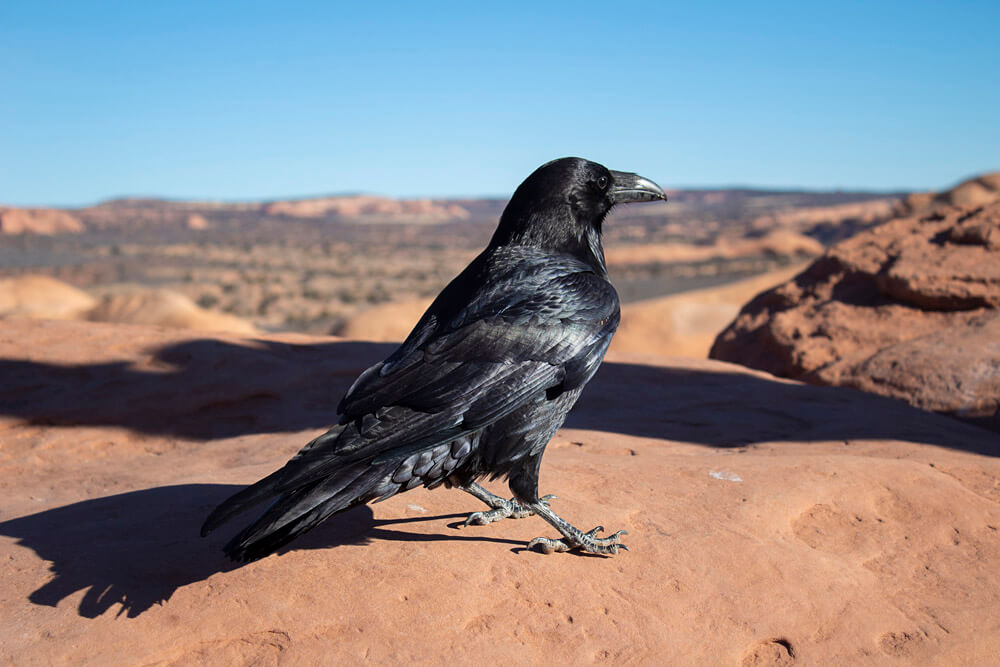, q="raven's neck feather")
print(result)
[489,205,609,276]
